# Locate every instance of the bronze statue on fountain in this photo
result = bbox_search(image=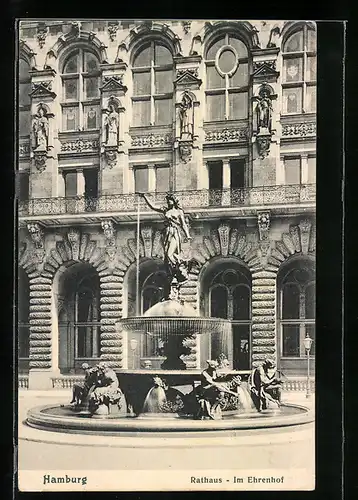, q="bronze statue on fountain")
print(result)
[138,192,197,301]
[70,362,124,416]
